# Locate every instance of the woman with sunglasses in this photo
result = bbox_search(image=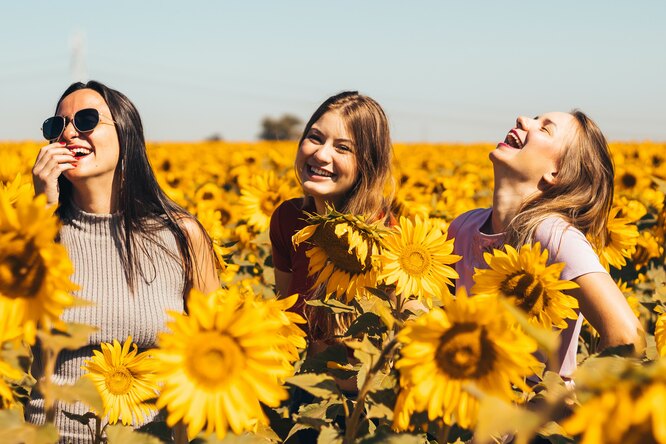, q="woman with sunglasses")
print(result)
[29,81,219,442]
